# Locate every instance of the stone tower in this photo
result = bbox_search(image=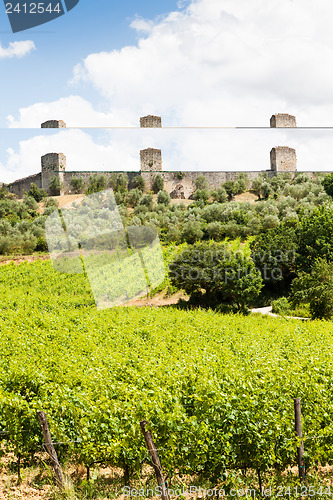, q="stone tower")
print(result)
[270,147,297,172]
[270,114,296,128]
[41,119,66,128]
[41,153,66,194]
[140,115,162,128]
[140,115,162,172]
[140,148,162,172]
